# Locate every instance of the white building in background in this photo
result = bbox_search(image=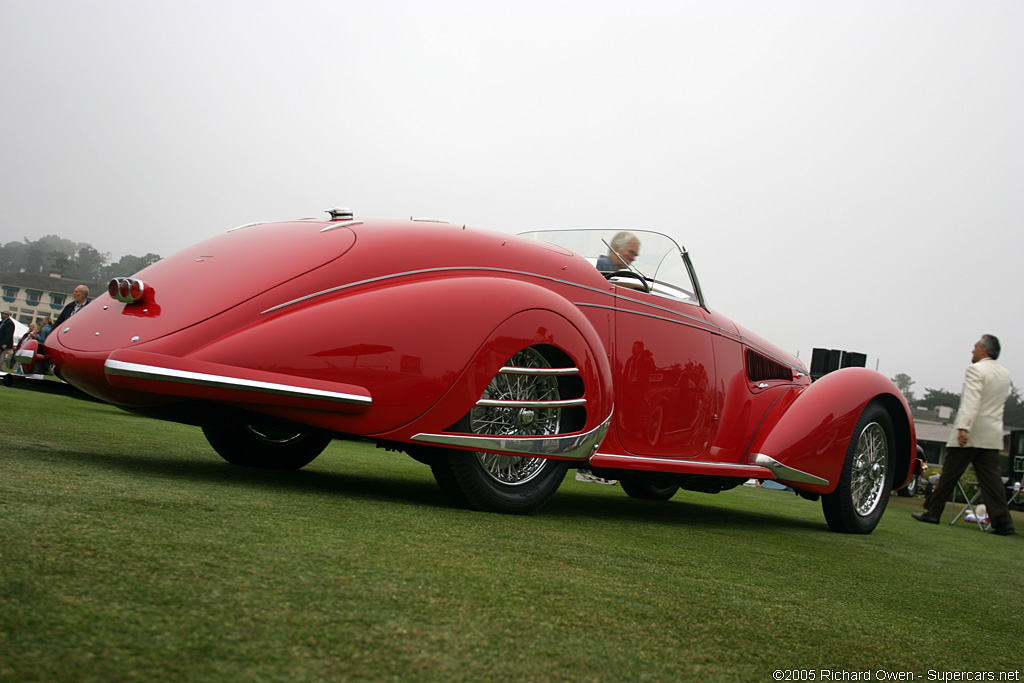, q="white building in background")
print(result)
[0,271,104,326]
